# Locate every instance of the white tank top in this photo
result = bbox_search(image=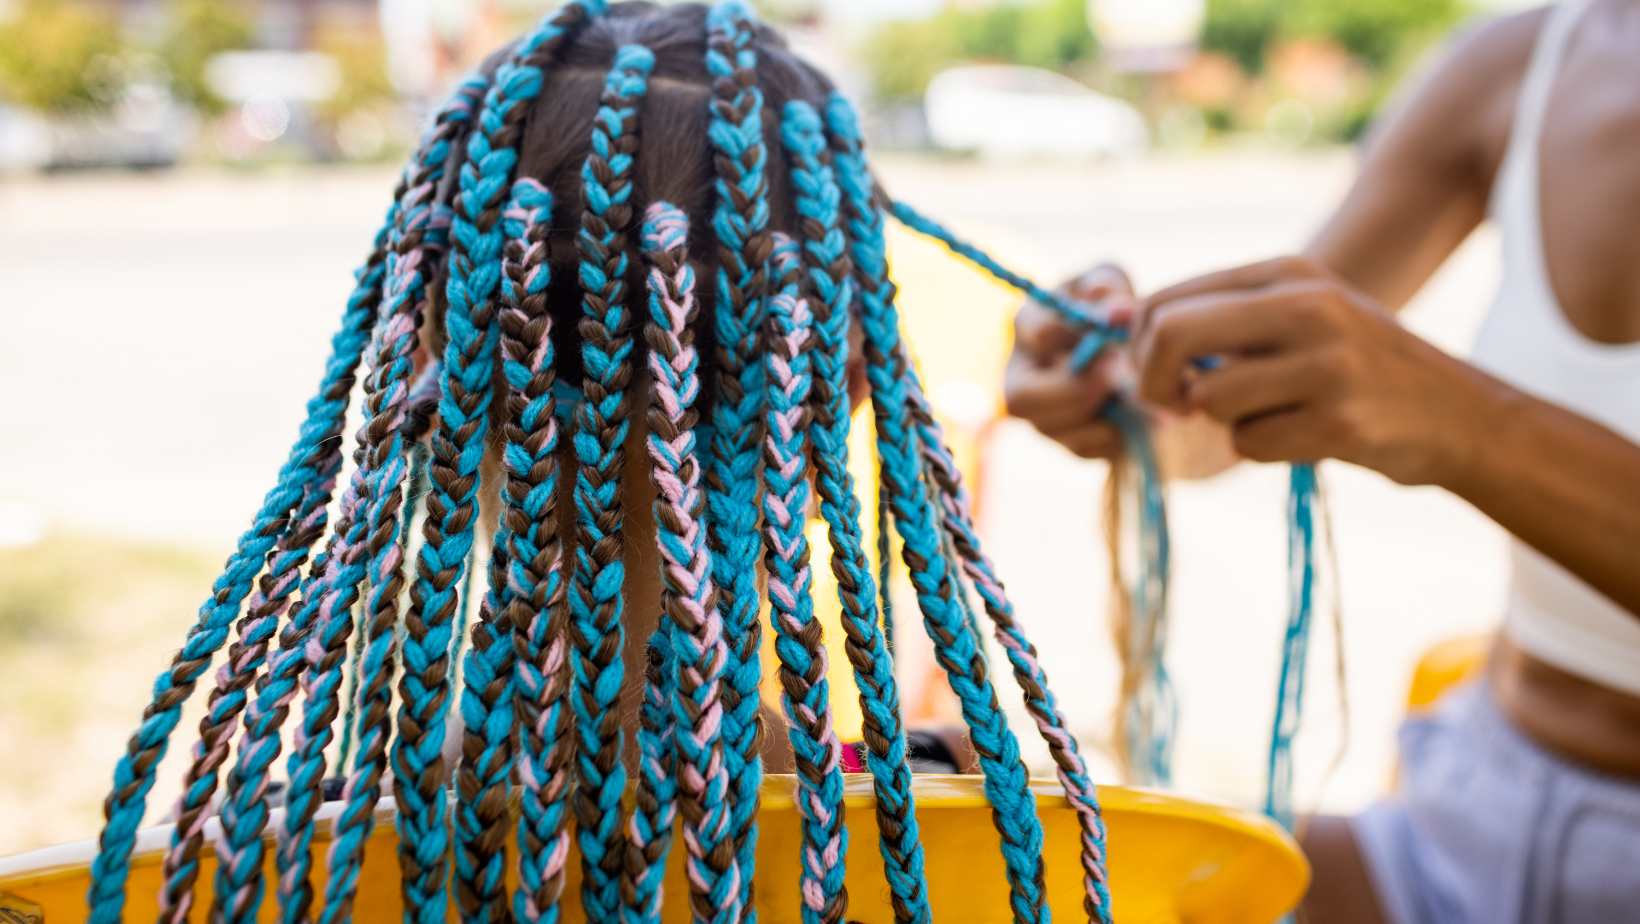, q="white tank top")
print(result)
[1471,0,1640,697]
